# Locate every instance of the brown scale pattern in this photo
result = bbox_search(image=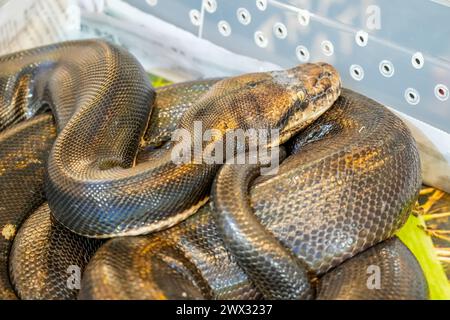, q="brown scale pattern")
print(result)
[0,115,56,299]
[317,237,428,299]
[142,78,222,149]
[79,205,260,300]
[0,74,223,299]
[249,89,421,275]
[0,41,426,299]
[9,204,103,299]
[80,90,426,300]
